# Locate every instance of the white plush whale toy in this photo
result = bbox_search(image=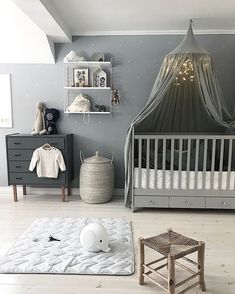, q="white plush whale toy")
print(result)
[80,223,111,253]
